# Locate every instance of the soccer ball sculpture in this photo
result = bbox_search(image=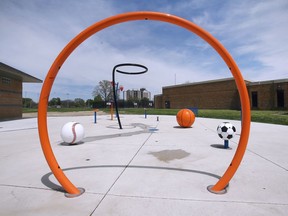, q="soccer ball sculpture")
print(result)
[217,122,236,140]
[61,122,85,144]
[176,109,195,128]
